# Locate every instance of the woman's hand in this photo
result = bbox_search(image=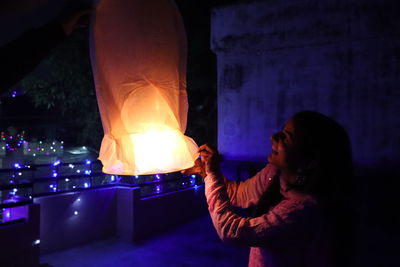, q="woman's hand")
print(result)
[199,144,221,176]
[181,158,206,178]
